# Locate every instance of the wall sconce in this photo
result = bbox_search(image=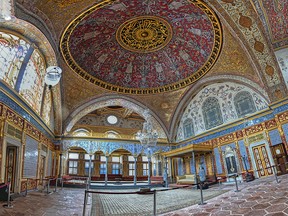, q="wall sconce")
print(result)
[44,66,62,89]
